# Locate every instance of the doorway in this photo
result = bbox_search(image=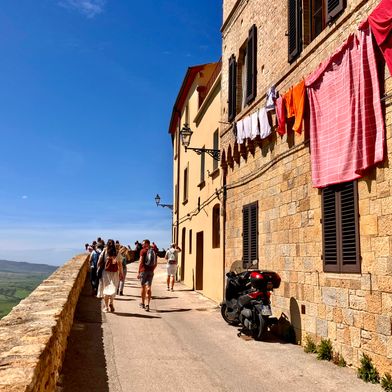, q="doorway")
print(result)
[181,228,186,281]
[196,231,204,290]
